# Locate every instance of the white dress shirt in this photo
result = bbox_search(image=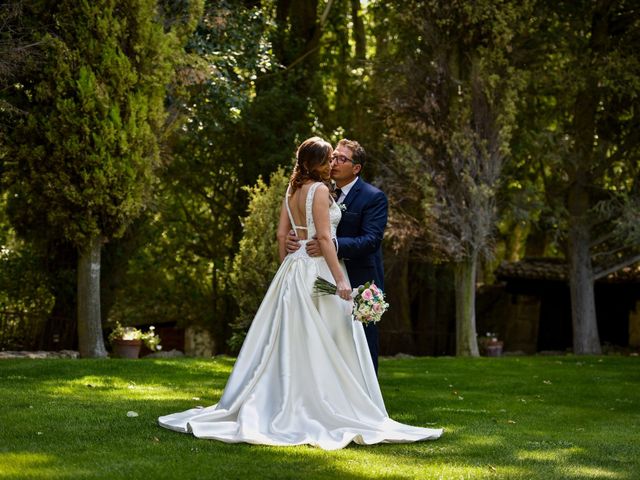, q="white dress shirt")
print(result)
[336,177,358,203]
